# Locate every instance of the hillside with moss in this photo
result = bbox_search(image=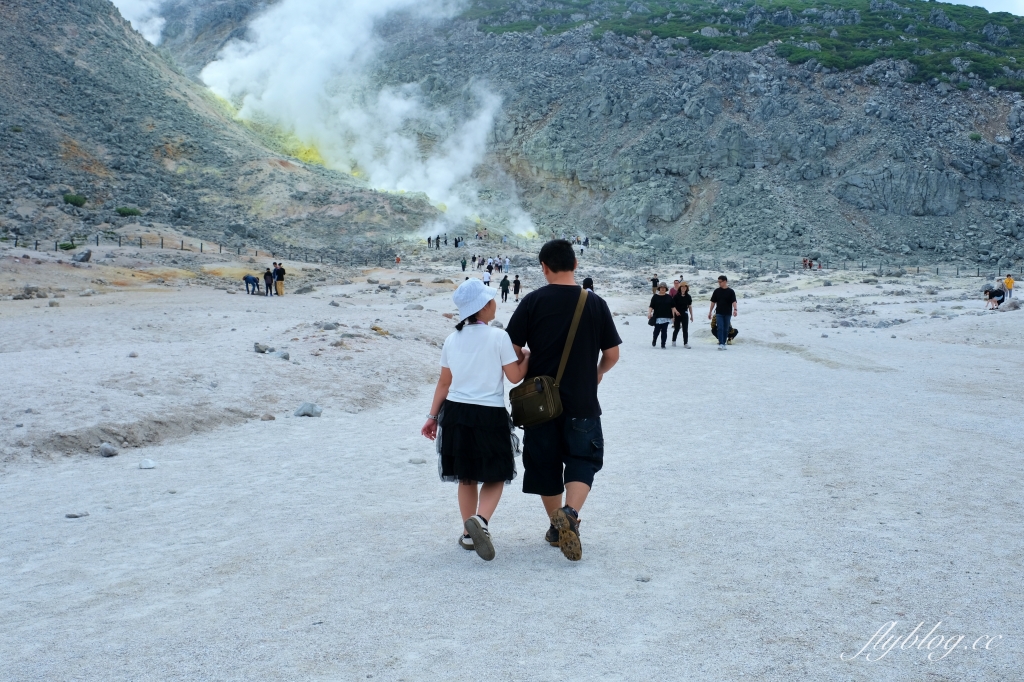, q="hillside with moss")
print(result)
[465,0,1024,88]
